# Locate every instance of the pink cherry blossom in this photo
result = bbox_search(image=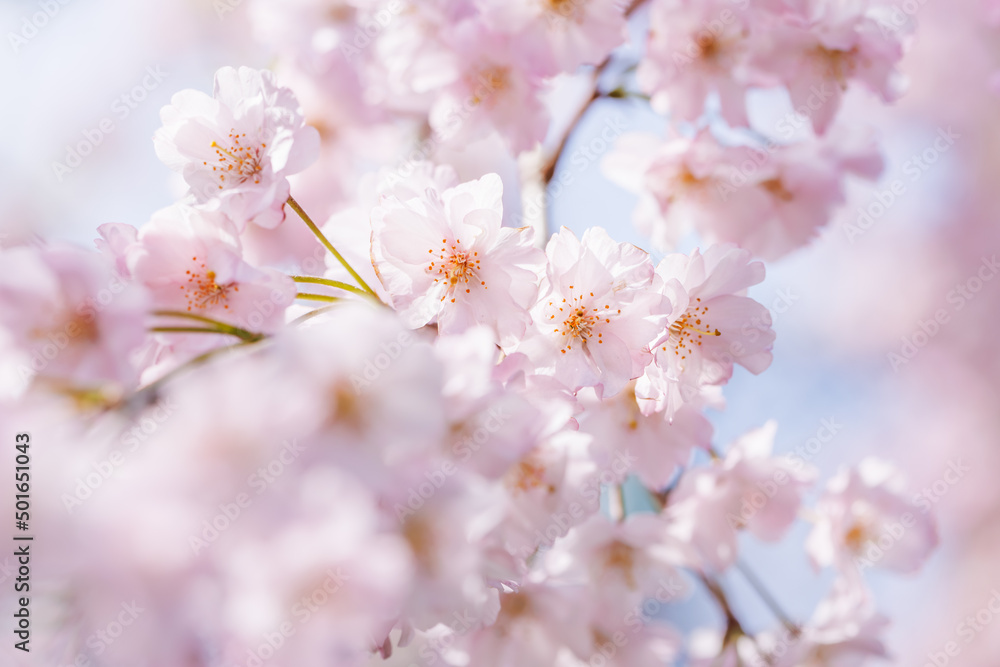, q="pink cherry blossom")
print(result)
[637,244,774,418]
[154,66,320,229]
[127,204,296,337]
[477,0,629,76]
[457,579,596,667]
[706,126,884,260]
[751,0,909,134]
[666,421,816,569]
[638,0,761,127]
[274,303,449,489]
[515,226,667,398]
[0,245,148,389]
[2,3,963,662]
[543,513,694,598]
[767,578,890,666]
[371,173,544,346]
[605,127,882,260]
[428,20,551,153]
[496,429,602,561]
[806,457,939,575]
[579,383,712,490]
[604,129,759,253]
